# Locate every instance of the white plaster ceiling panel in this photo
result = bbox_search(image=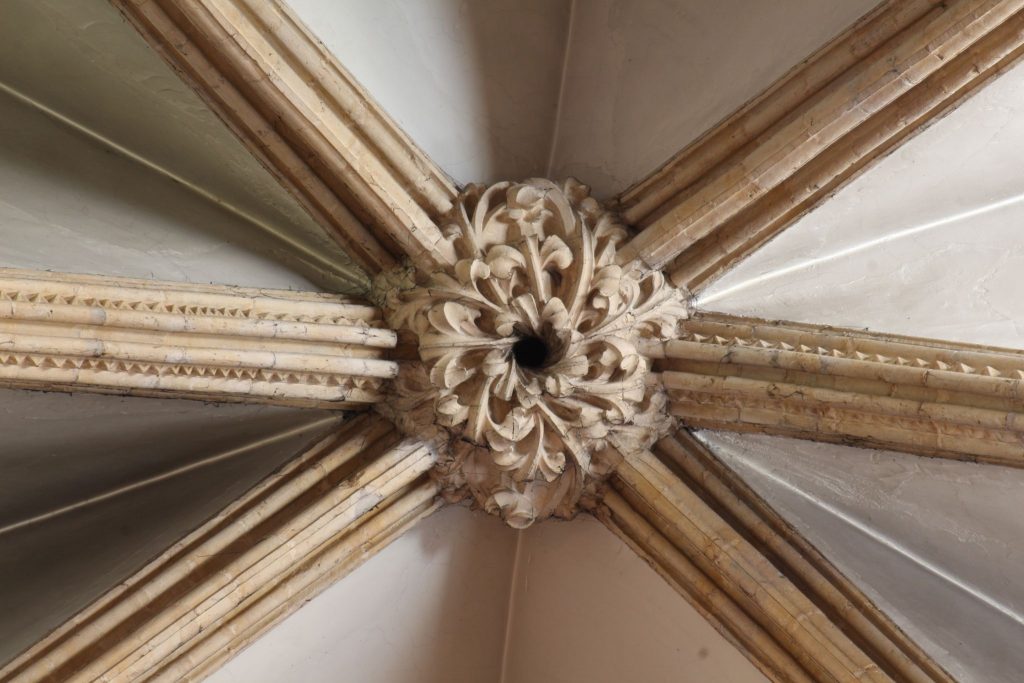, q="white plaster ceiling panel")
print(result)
[0,88,328,290]
[701,58,1024,348]
[0,0,363,293]
[0,400,339,666]
[208,506,518,683]
[549,0,877,198]
[0,389,337,526]
[211,508,764,683]
[700,430,1024,683]
[503,514,767,683]
[284,0,572,185]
